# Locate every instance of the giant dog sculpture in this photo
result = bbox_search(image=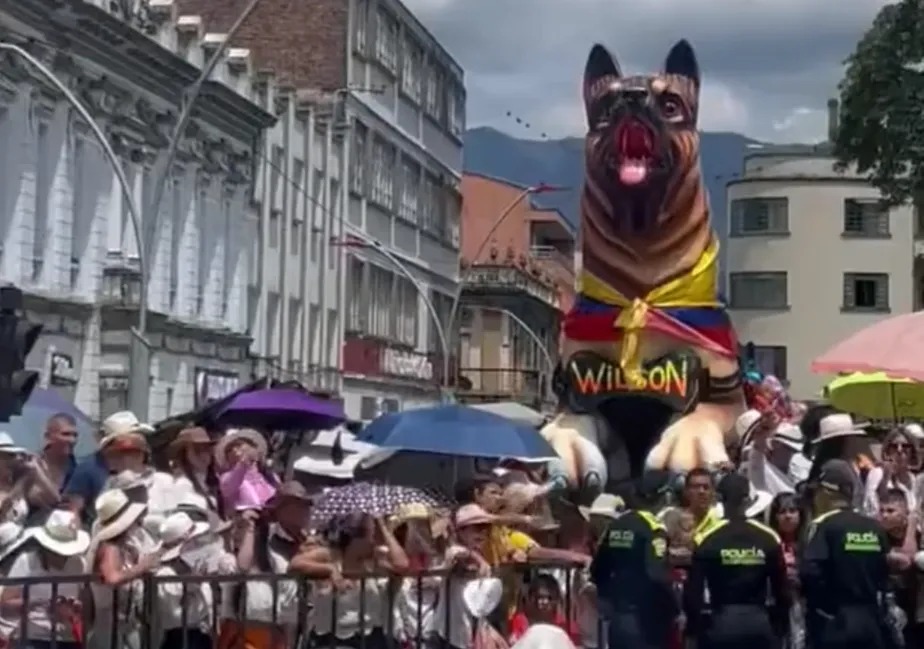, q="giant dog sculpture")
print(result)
[541,41,745,496]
